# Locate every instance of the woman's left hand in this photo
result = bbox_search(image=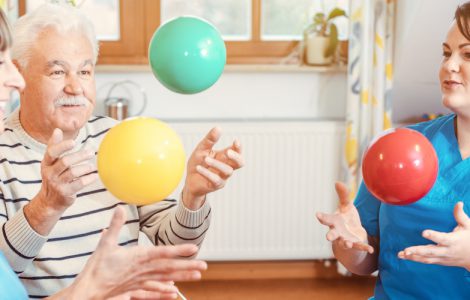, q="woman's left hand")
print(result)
[398,202,470,271]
